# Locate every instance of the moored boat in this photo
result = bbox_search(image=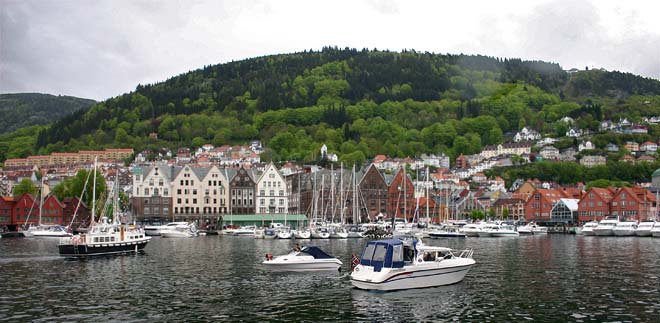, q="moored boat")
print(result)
[490,225,520,237]
[612,221,637,236]
[160,222,198,238]
[635,221,656,237]
[581,221,598,236]
[263,245,342,271]
[593,218,619,236]
[58,217,150,257]
[350,238,475,291]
